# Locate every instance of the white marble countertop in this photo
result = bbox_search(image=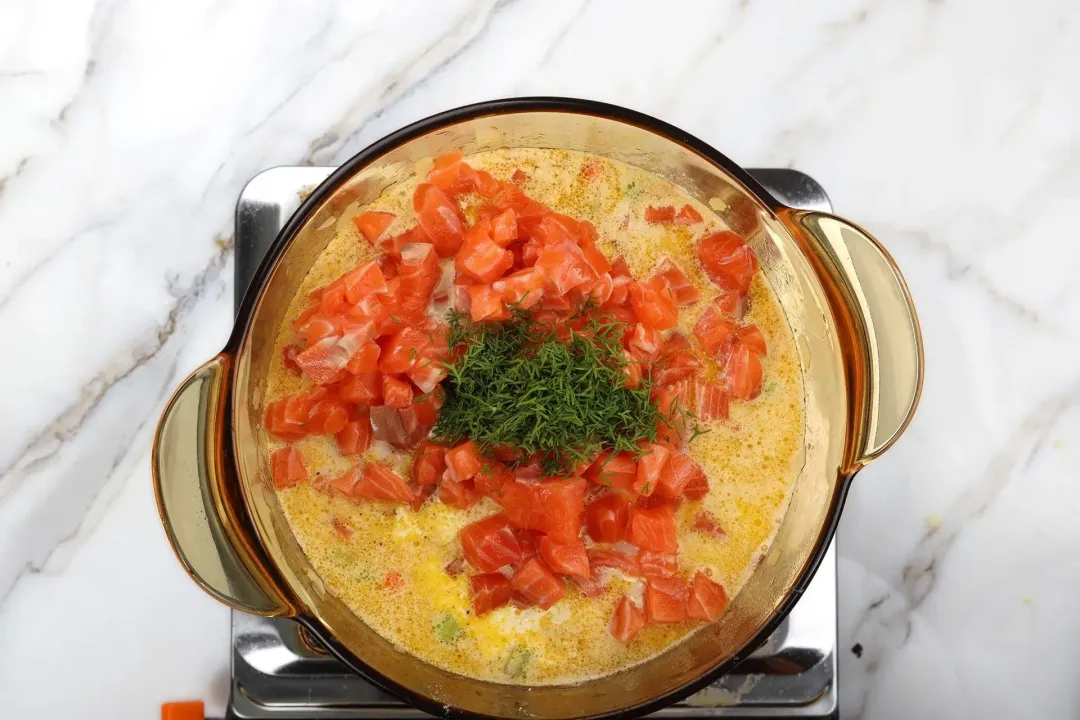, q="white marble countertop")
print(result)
[2,0,1078,718]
